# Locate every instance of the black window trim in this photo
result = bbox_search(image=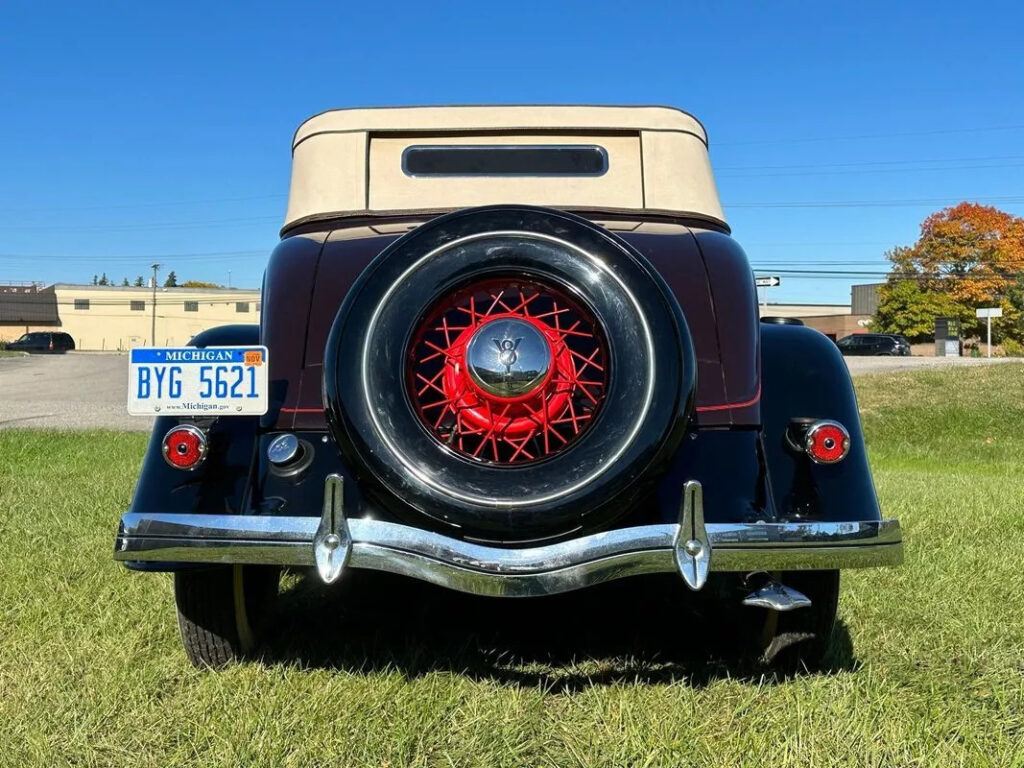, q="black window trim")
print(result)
[401,144,610,178]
